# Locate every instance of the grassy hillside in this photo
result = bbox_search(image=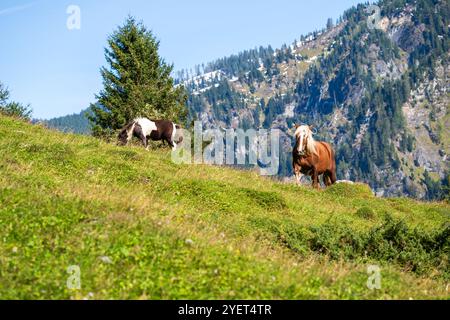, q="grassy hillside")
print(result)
[0,115,448,299]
